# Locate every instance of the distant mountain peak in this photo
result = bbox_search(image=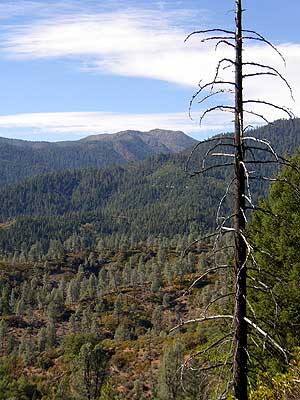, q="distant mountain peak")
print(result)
[82,128,197,153]
[0,128,197,185]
